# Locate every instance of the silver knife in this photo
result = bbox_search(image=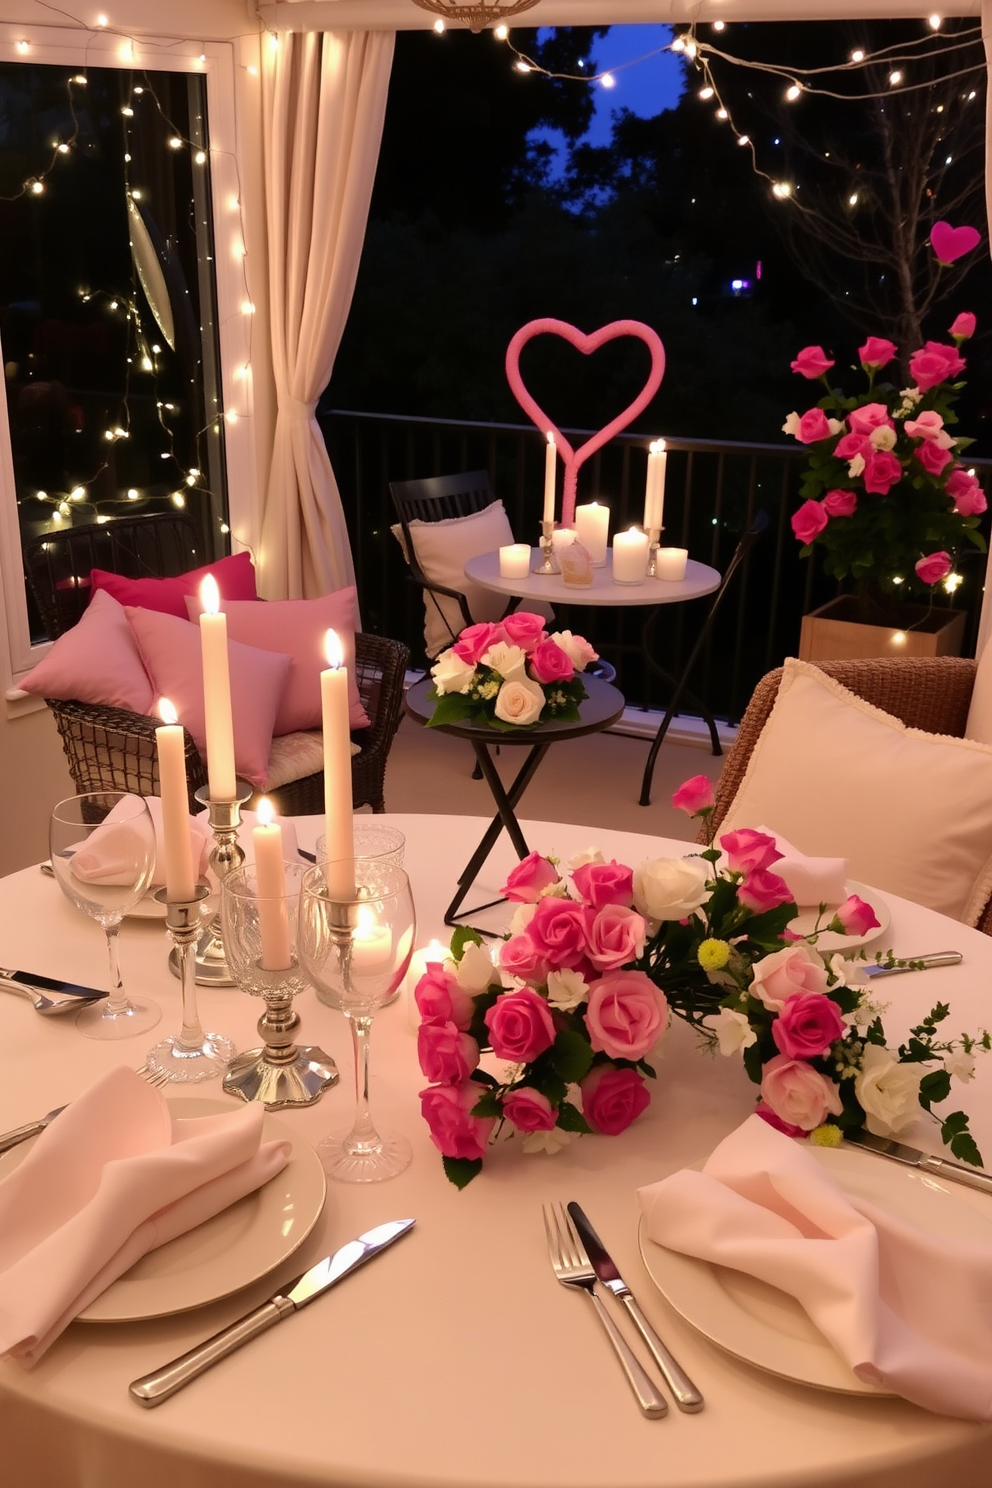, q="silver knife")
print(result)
[860,952,962,979]
[129,1218,415,1406]
[0,1103,68,1155]
[567,1201,704,1413]
[0,967,106,1003]
[844,1129,992,1194]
